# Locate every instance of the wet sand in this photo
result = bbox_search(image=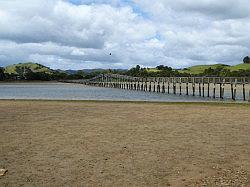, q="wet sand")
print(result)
[0,100,249,186]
